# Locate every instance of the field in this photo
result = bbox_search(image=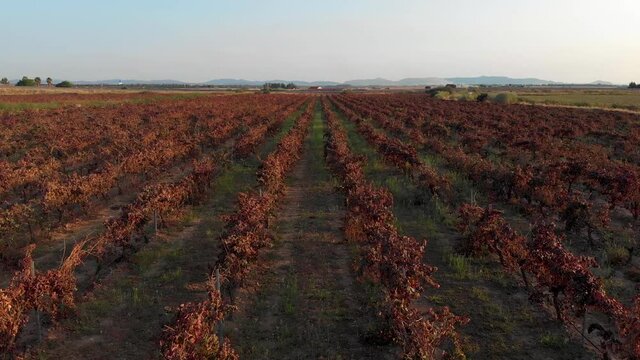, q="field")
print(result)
[1,92,640,360]
[0,88,214,113]
[485,88,640,111]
